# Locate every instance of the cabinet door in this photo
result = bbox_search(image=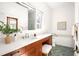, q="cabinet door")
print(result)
[33,41,42,56]
[19,47,25,55]
[21,54,27,56]
[25,42,37,56]
[3,47,25,56]
[25,41,42,56]
[36,42,42,56]
[47,36,52,45]
[25,48,36,56]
